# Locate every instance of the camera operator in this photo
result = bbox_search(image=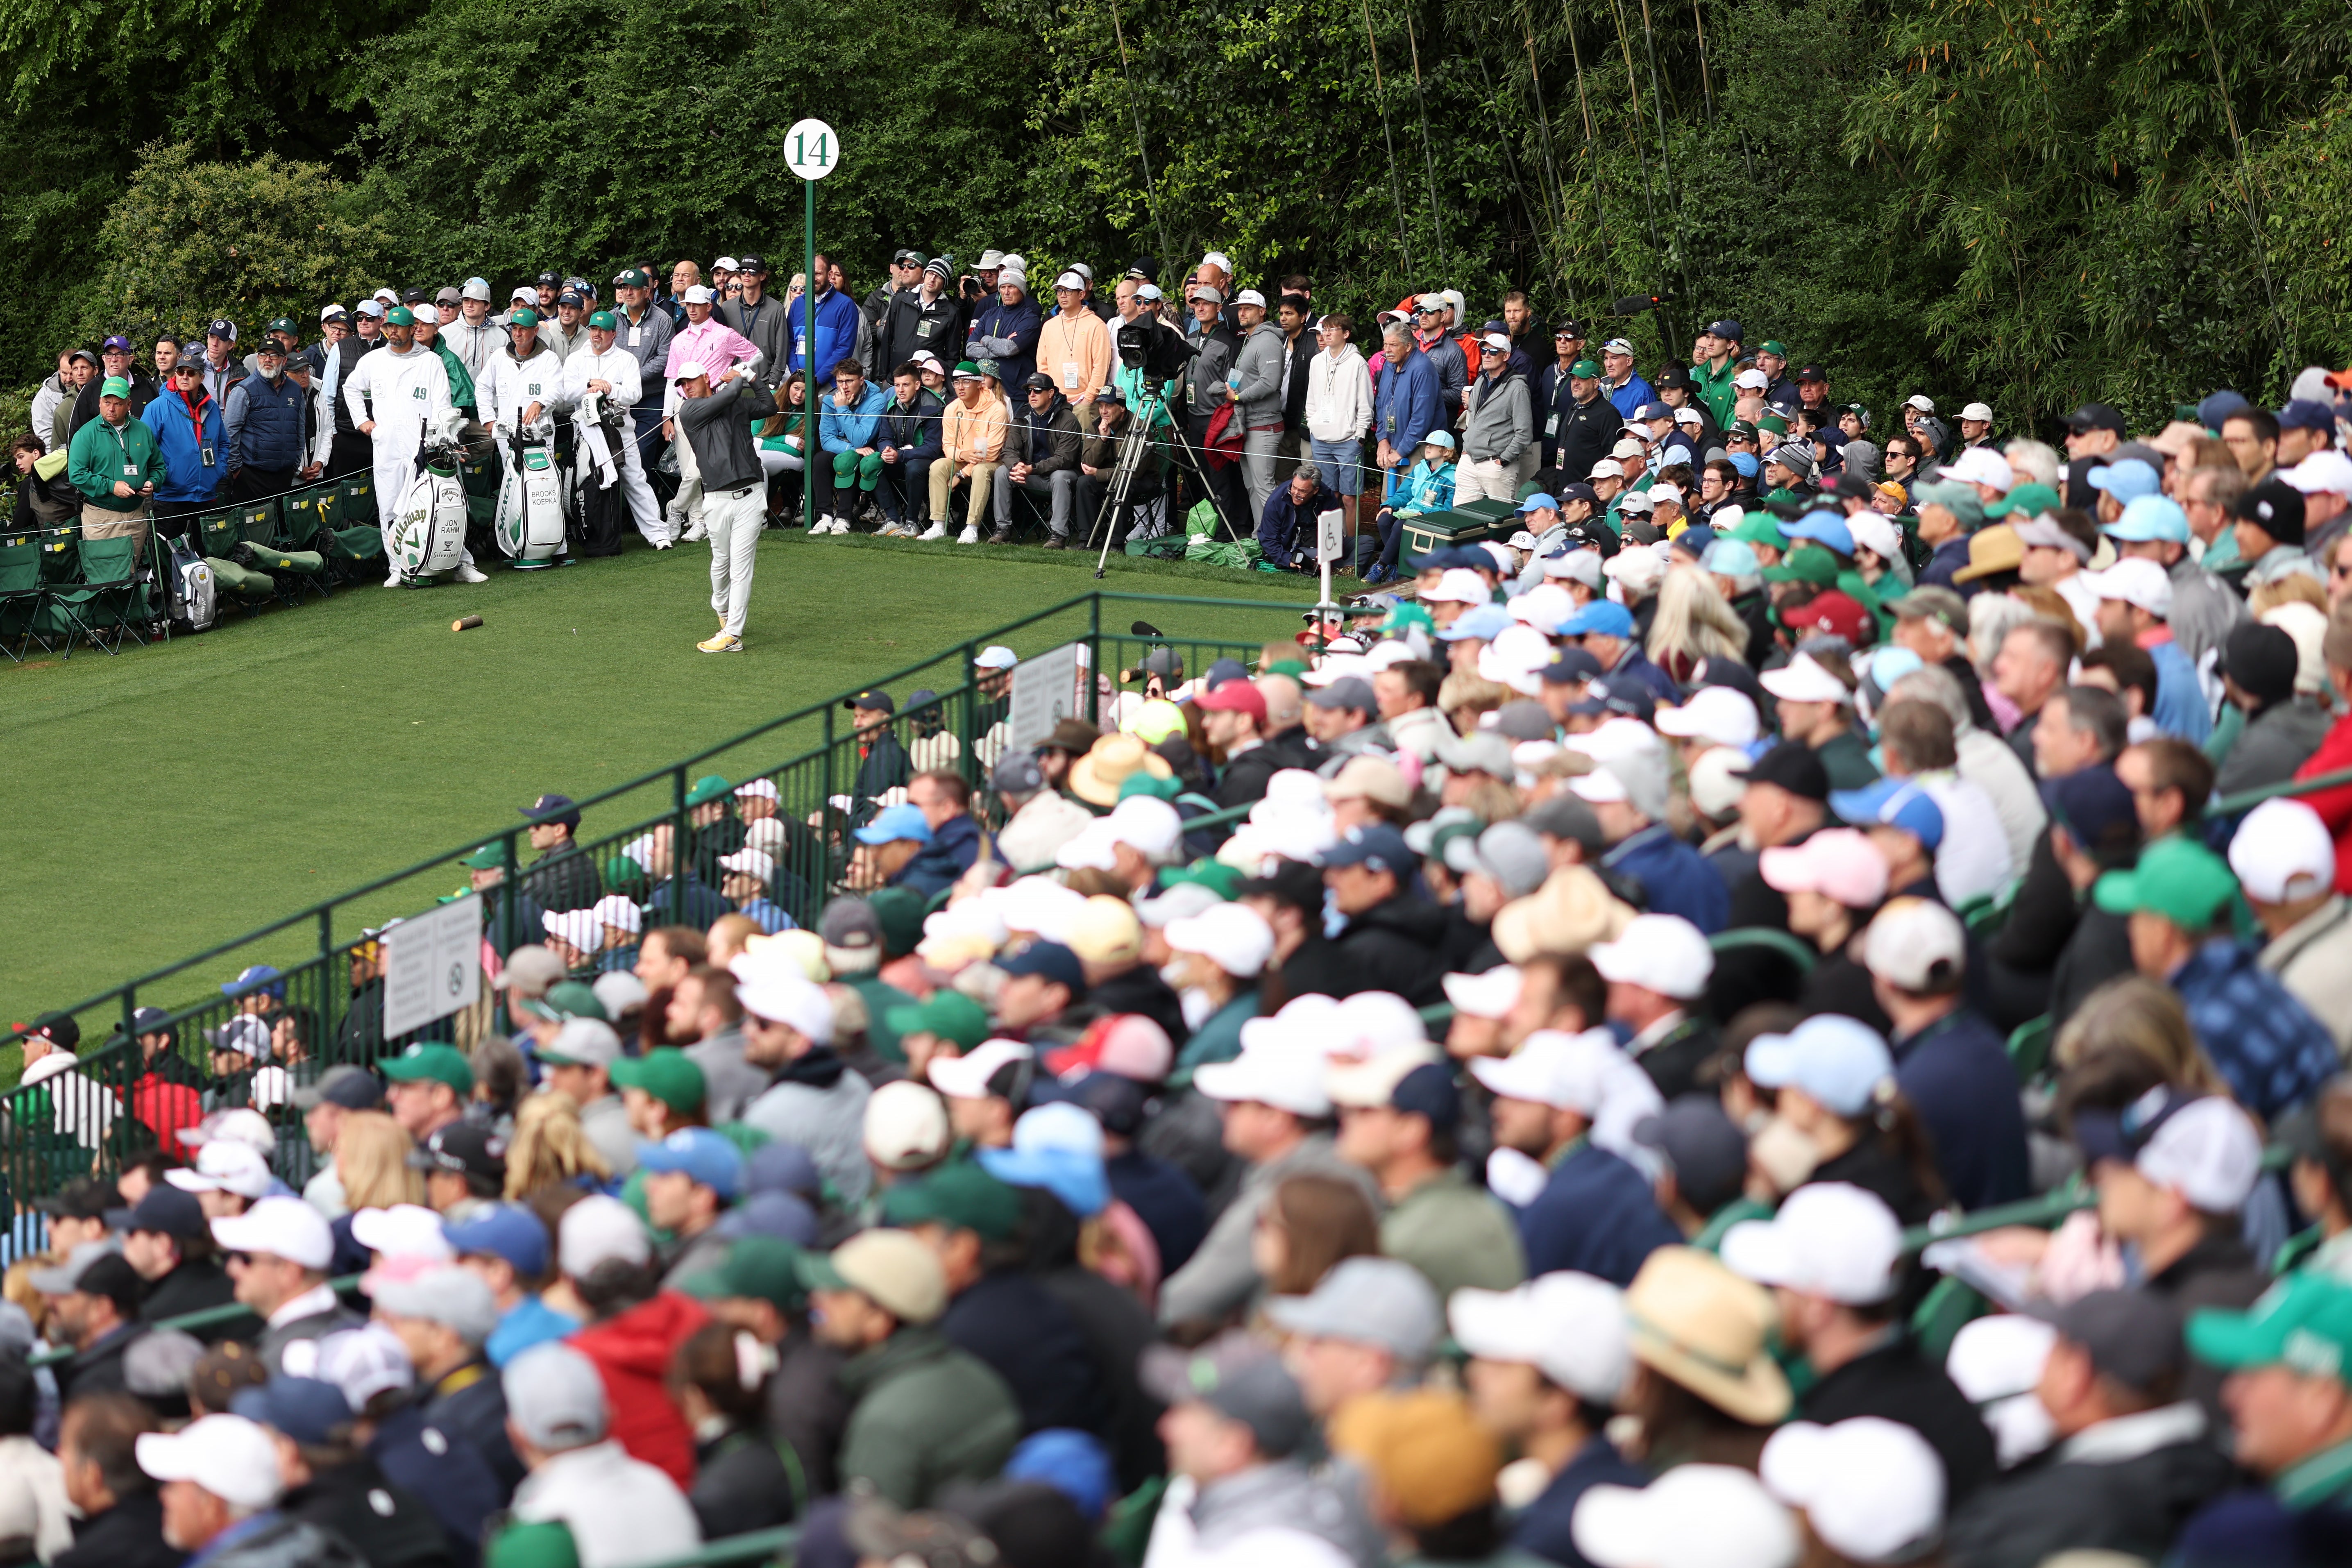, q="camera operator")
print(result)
[1179,285,1248,536]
